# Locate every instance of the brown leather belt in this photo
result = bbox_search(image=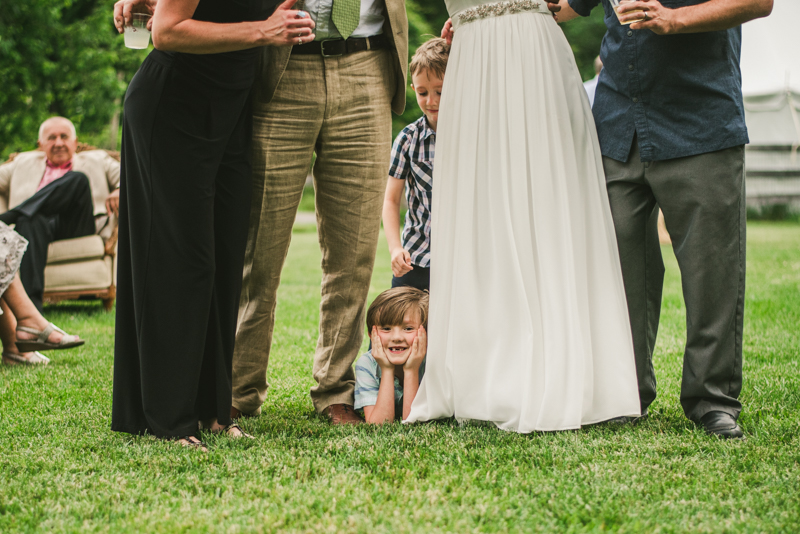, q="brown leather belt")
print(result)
[291,35,390,57]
